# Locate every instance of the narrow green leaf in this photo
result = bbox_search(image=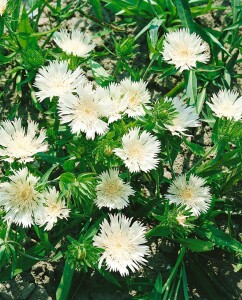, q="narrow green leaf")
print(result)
[196,86,206,114]
[90,0,103,21]
[56,261,74,300]
[175,0,195,30]
[151,273,162,300]
[186,70,197,105]
[178,238,214,252]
